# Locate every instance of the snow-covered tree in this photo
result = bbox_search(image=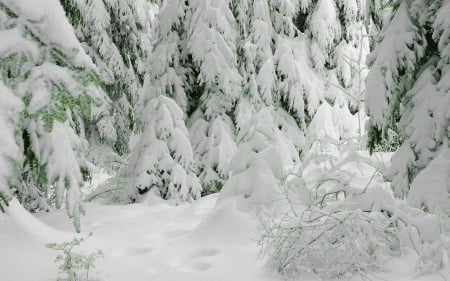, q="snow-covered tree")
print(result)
[189,114,238,195]
[183,0,242,194]
[366,0,450,213]
[219,108,299,209]
[232,0,322,135]
[127,96,201,203]
[0,0,108,231]
[140,0,188,114]
[137,0,237,195]
[60,0,155,154]
[0,81,22,212]
[293,0,370,143]
[186,0,242,118]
